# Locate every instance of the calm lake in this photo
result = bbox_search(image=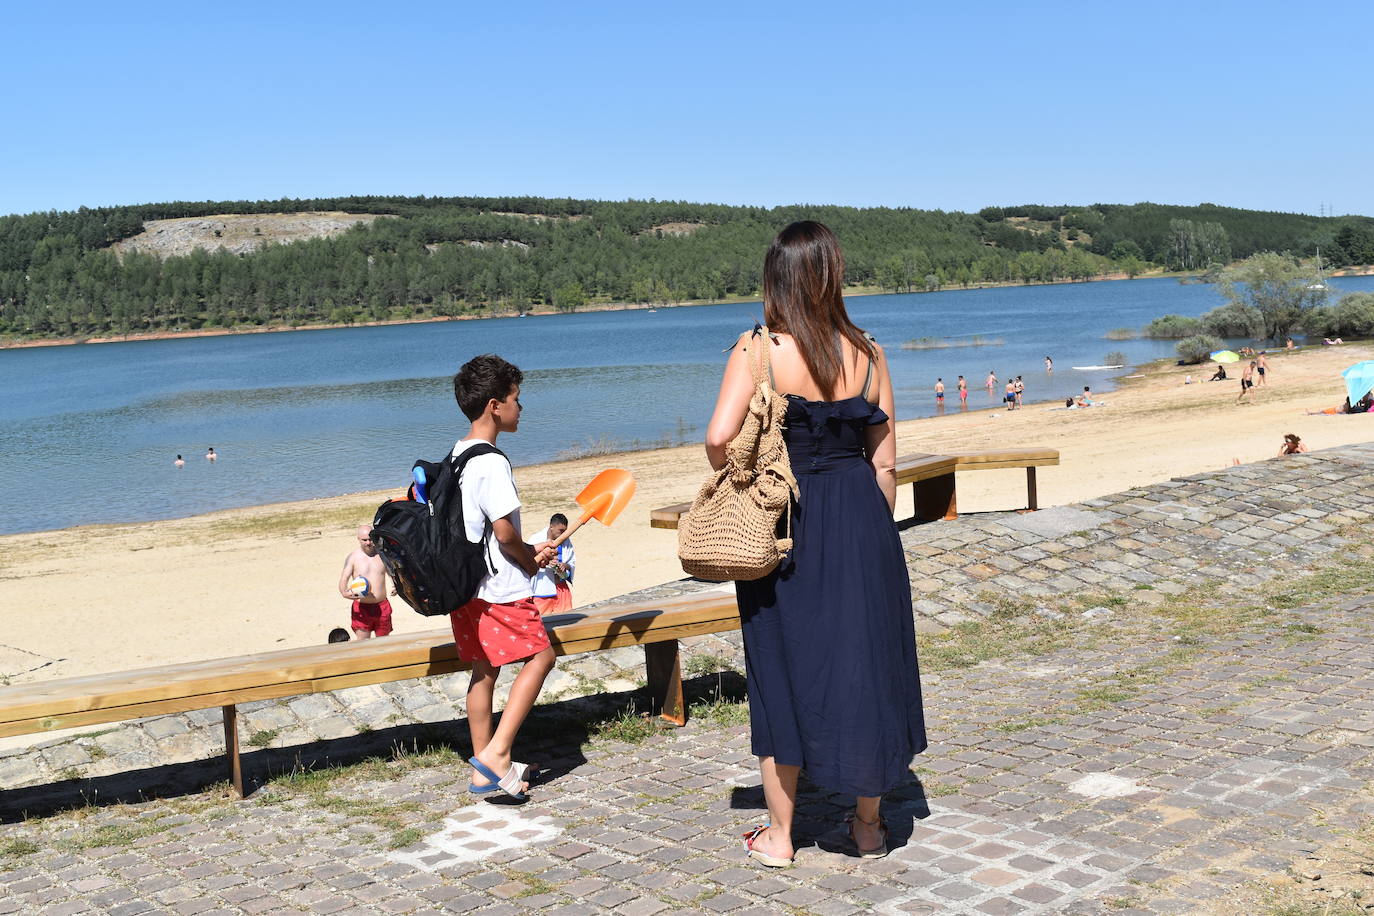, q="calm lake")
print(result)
[4,275,1373,534]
